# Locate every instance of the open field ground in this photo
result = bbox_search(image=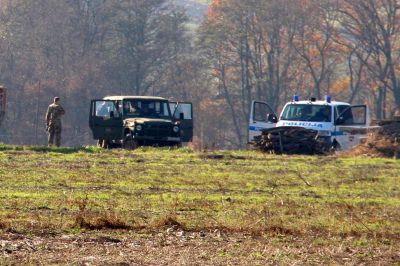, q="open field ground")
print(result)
[0,146,399,265]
